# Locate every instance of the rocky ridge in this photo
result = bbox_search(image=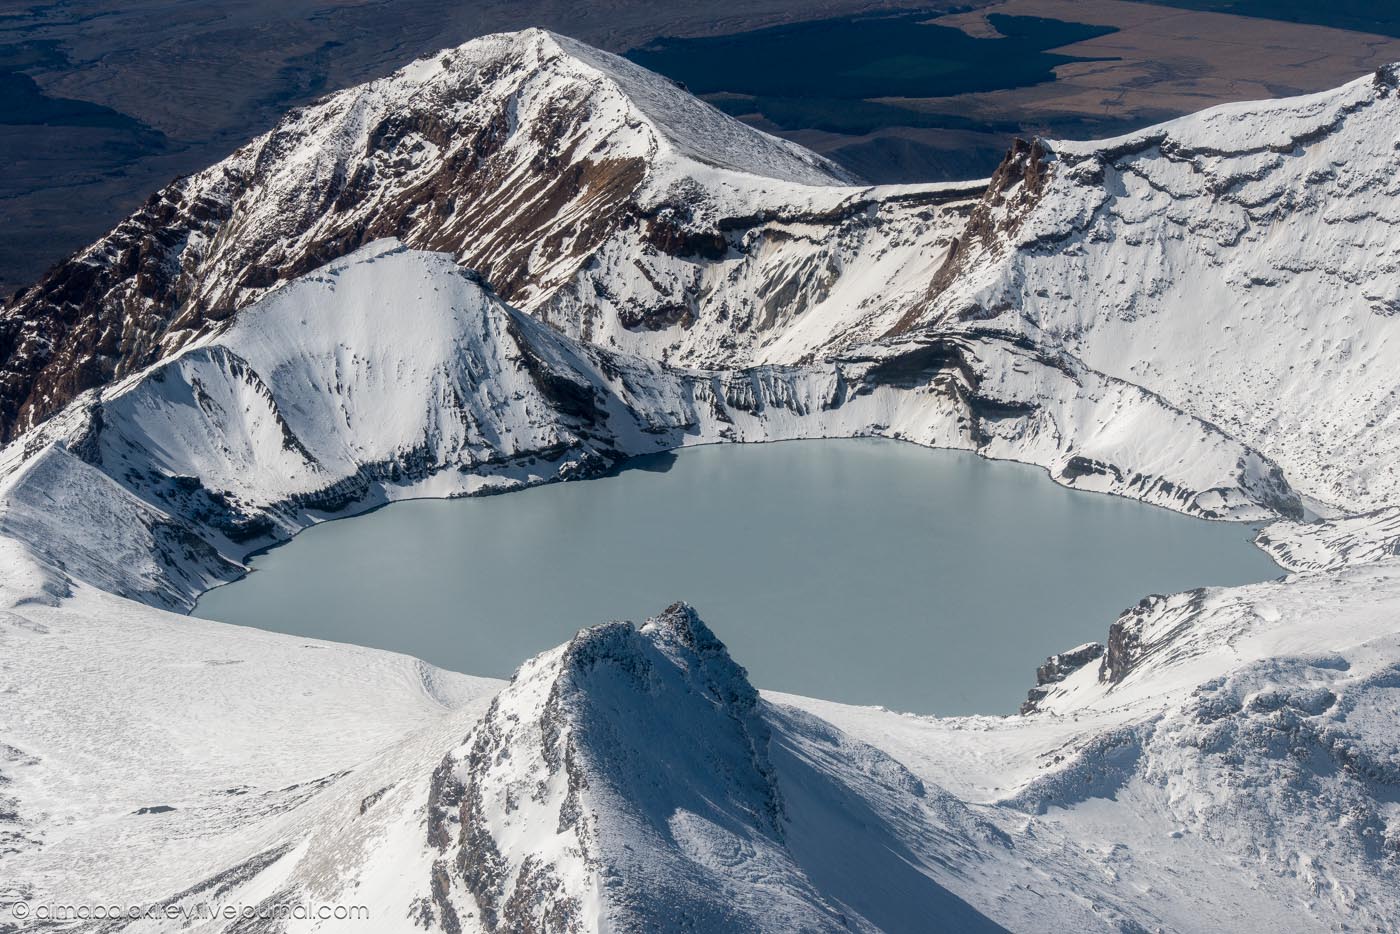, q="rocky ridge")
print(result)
[914,67,1400,515]
[0,28,961,444]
